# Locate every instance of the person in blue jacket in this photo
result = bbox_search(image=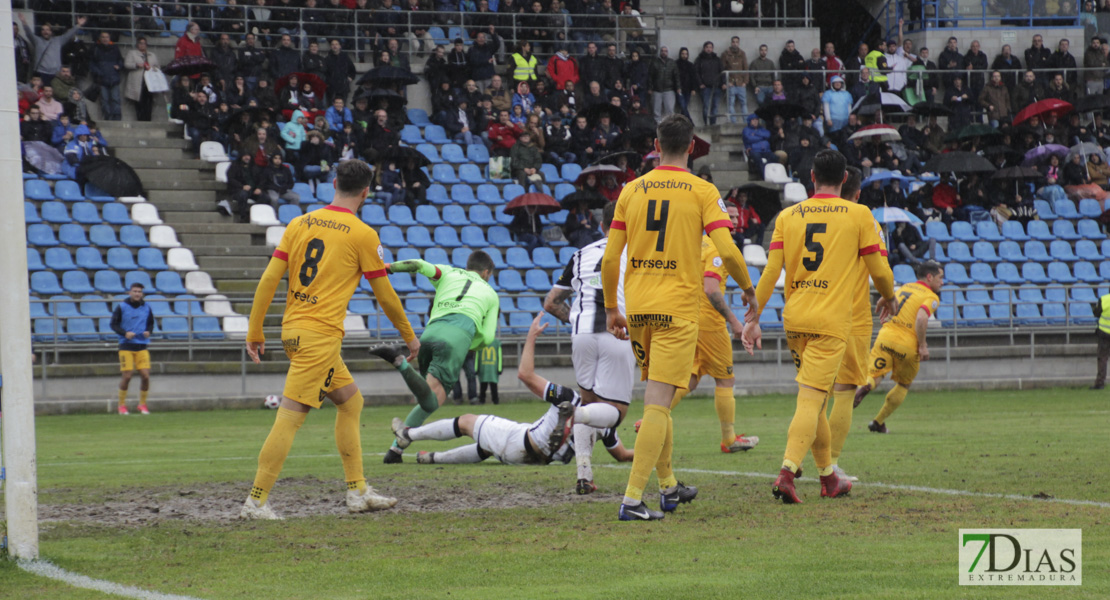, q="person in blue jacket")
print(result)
[742,114,775,168]
[111,283,155,415]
